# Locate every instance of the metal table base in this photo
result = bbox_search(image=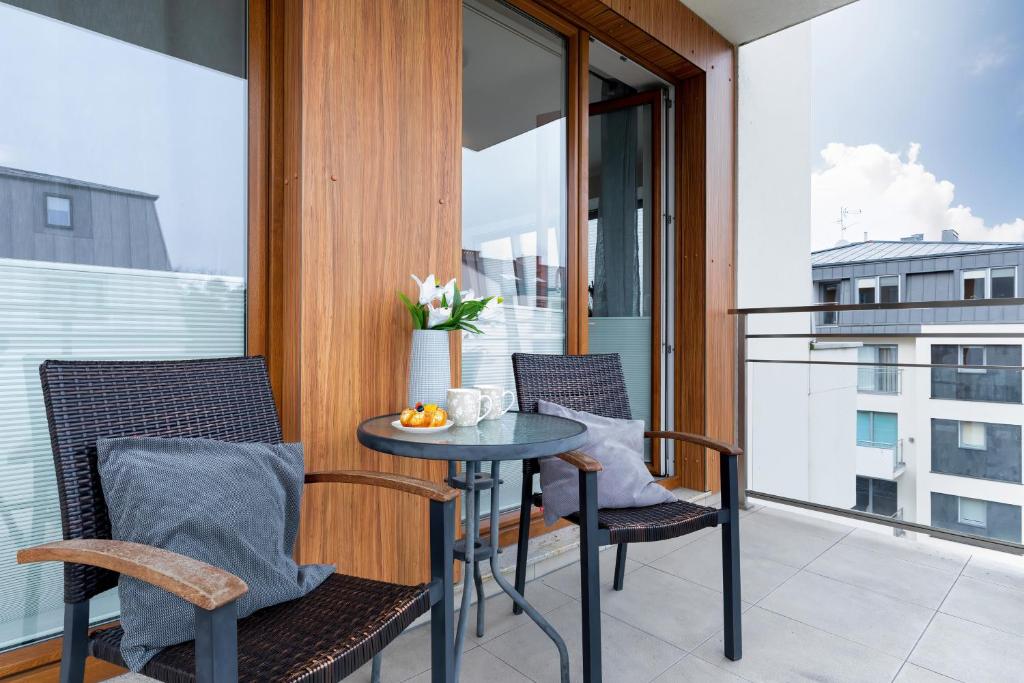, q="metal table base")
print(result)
[449,460,570,683]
